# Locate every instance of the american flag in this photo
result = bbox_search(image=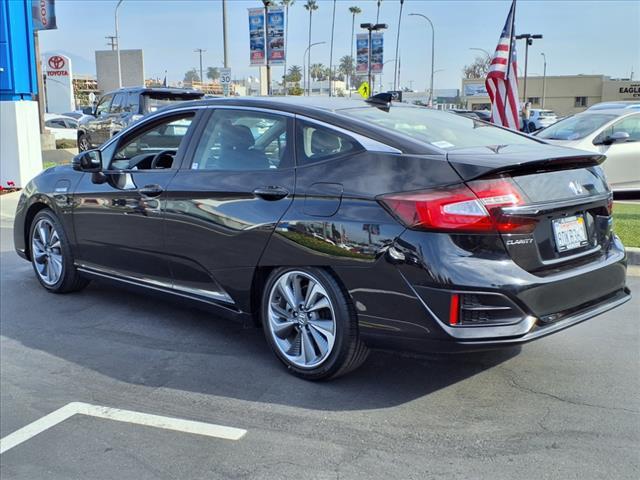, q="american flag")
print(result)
[485,0,520,130]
